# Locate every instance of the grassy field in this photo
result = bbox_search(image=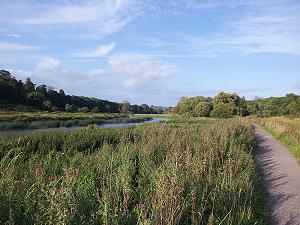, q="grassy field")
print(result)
[0,117,268,224]
[254,116,300,163]
[0,111,130,130]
